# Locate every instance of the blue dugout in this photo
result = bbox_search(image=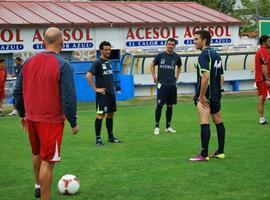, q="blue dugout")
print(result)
[71,60,134,102]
